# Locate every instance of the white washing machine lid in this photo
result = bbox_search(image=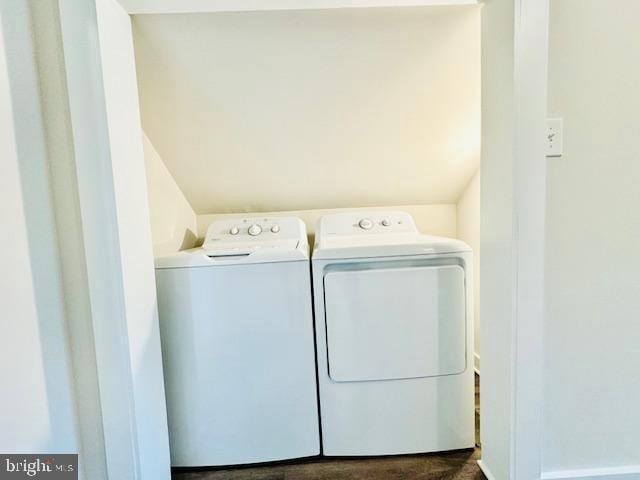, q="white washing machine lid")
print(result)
[313,211,470,260]
[155,216,309,268]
